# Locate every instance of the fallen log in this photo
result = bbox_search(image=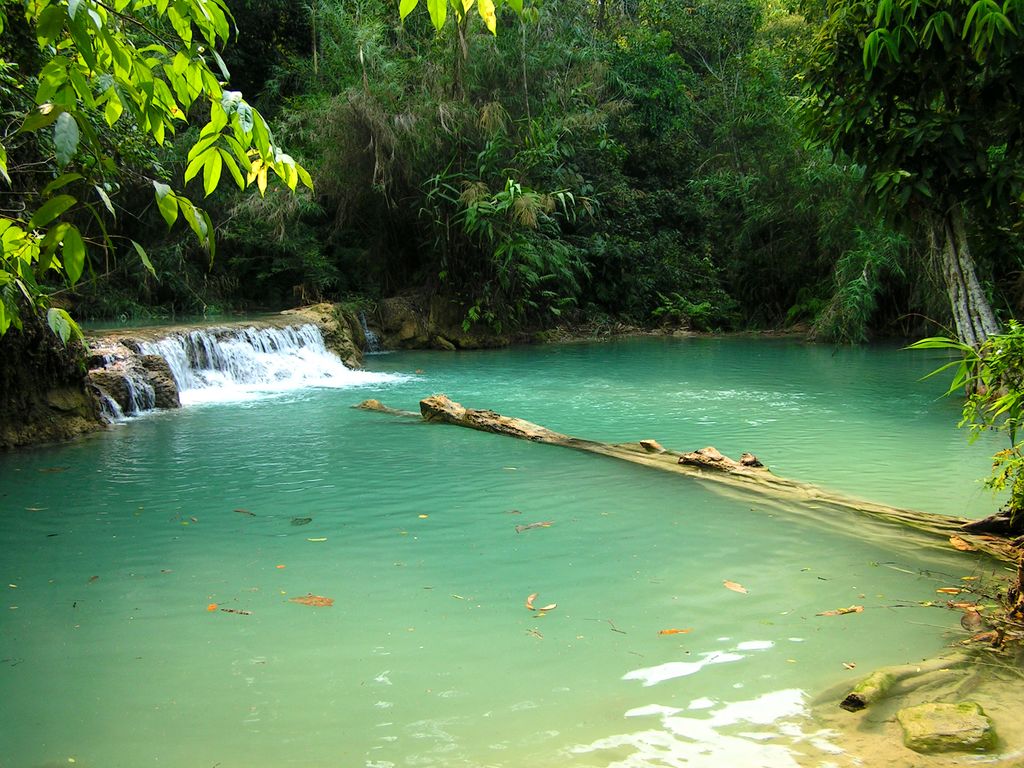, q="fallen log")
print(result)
[355,394,1021,564]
